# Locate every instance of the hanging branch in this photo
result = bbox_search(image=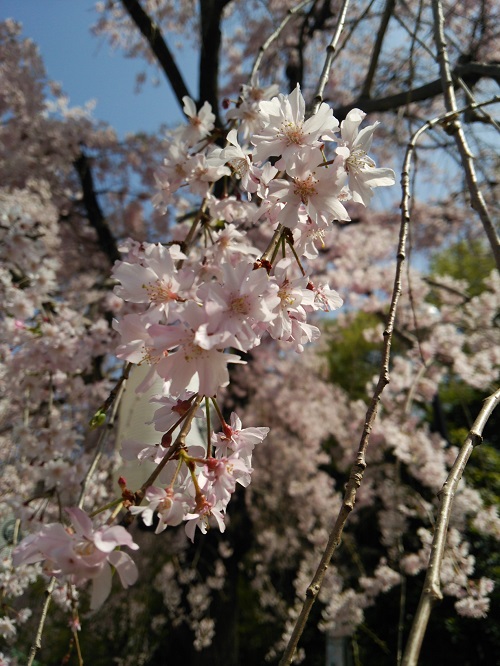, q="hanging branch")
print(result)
[401,387,500,666]
[276,85,500,666]
[120,0,191,112]
[430,0,500,271]
[359,0,396,99]
[279,129,410,665]
[250,0,312,83]
[310,0,351,114]
[27,577,56,666]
